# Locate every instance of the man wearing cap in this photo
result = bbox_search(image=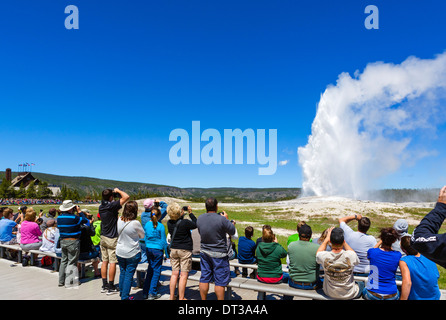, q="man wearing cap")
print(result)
[391,219,410,256]
[287,224,322,291]
[316,227,363,300]
[98,188,130,294]
[56,200,89,288]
